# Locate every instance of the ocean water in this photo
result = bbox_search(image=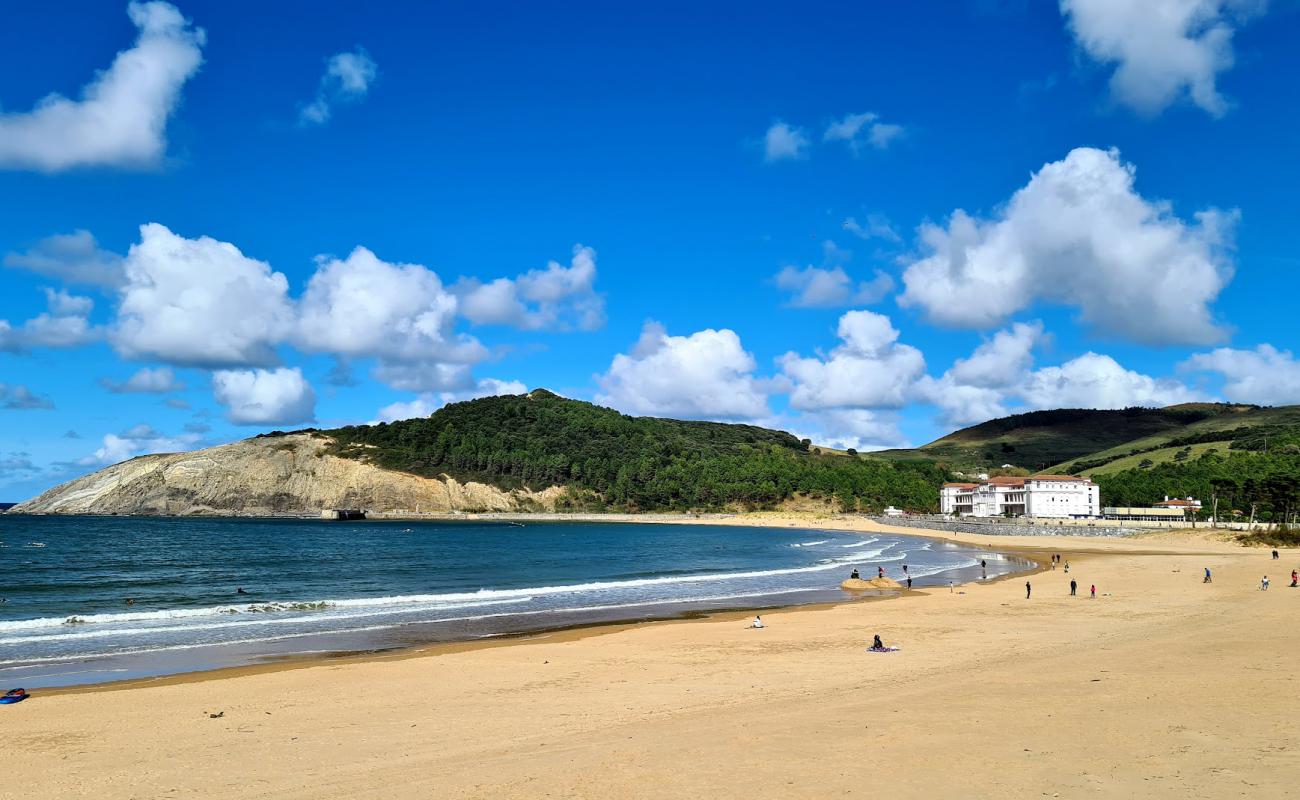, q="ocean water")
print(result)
[0,516,1025,687]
